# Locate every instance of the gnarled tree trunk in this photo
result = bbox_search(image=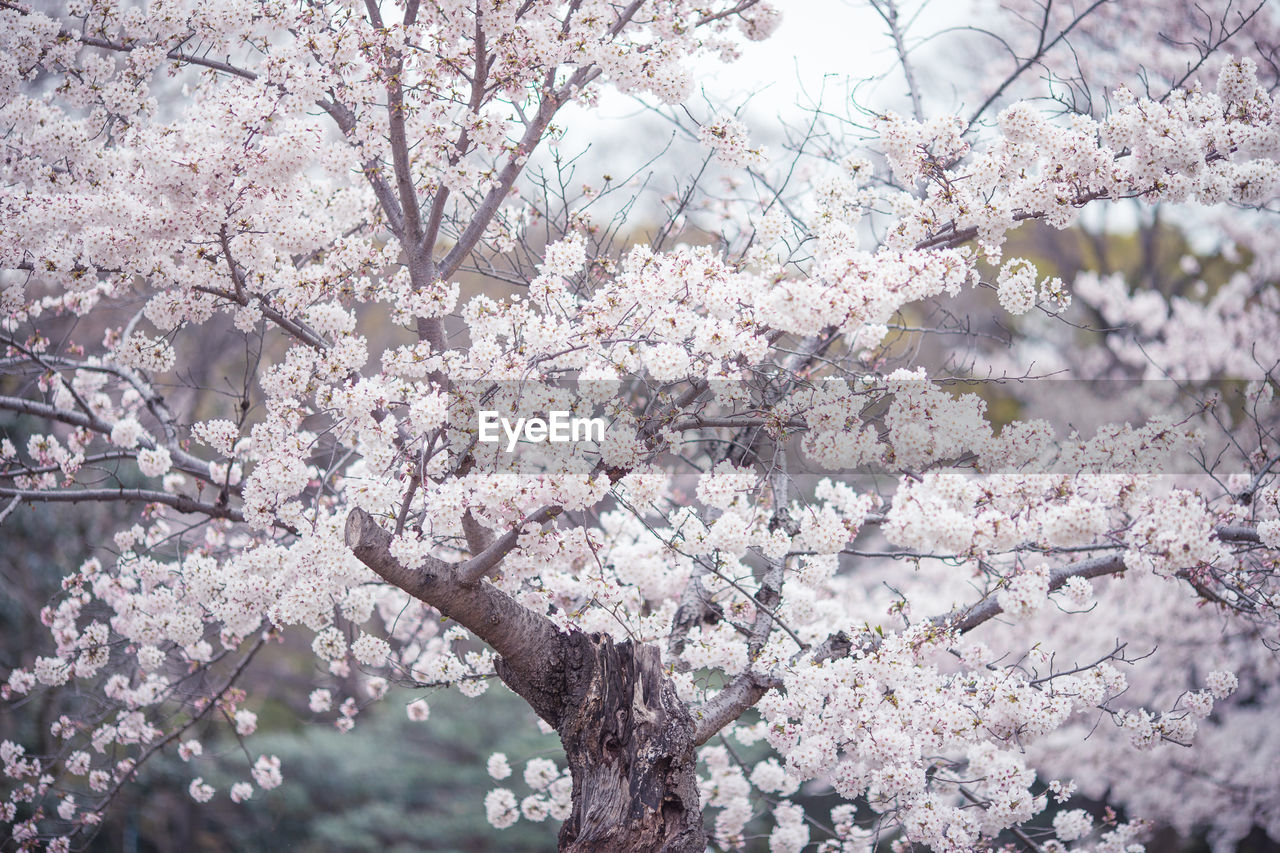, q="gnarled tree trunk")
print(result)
[550,633,704,852]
